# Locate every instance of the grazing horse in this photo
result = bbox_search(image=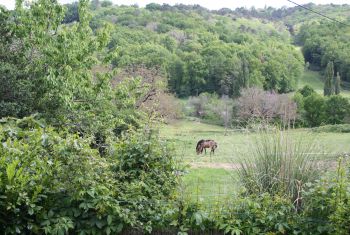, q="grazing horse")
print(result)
[196,139,218,155]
